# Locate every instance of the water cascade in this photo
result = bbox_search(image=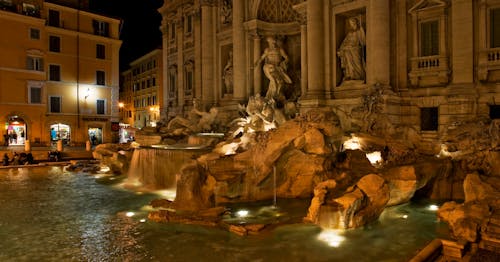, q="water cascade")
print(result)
[127,146,204,190]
